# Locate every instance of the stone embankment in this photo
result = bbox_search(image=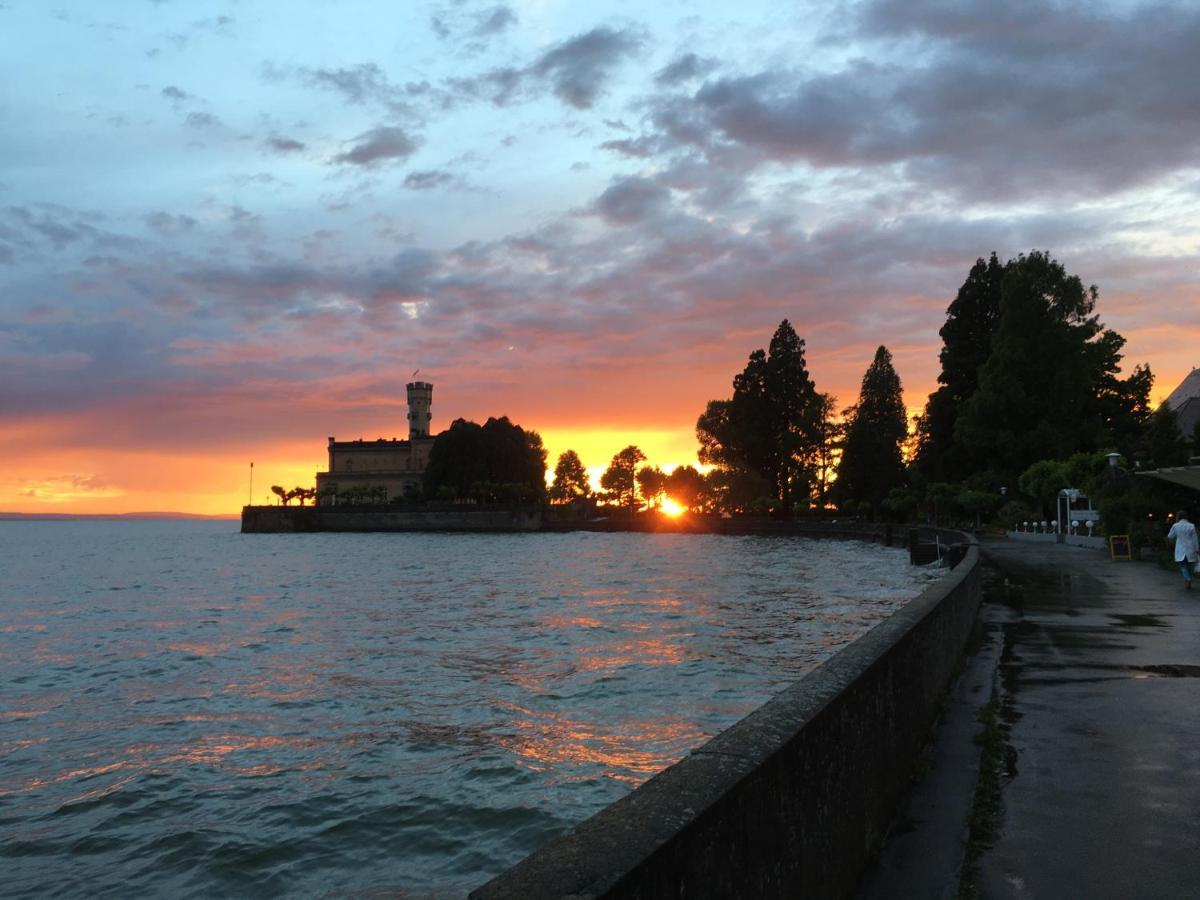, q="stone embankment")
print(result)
[240,504,543,532]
